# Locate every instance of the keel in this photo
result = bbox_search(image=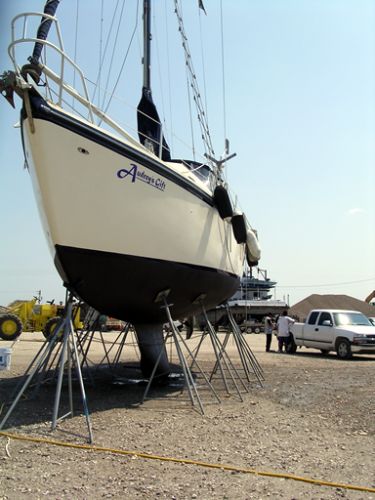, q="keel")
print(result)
[134,323,170,379]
